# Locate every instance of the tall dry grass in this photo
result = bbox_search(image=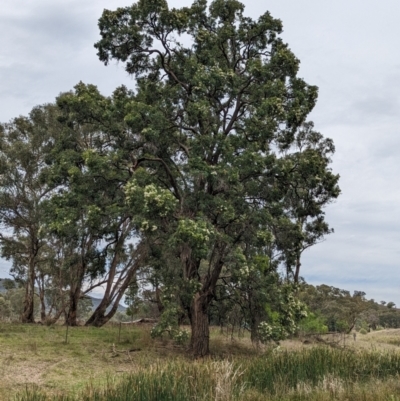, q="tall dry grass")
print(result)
[15,347,400,401]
